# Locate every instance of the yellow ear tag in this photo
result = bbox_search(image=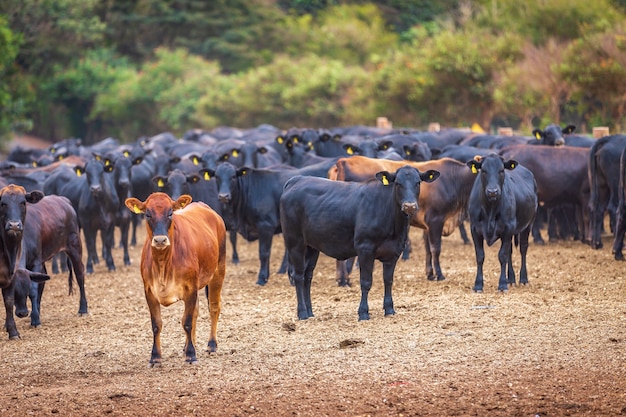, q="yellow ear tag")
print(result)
[50,148,56,154]
[105,159,111,166]
[510,163,515,168]
[133,205,142,214]
[32,161,38,167]
[277,136,284,144]
[471,165,478,174]
[58,155,64,160]
[193,157,199,165]
[535,132,541,139]
[346,147,354,155]
[429,173,434,180]
[76,169,82,177]
[157,179,165,187]
[382,176,389,186]
[123,151,130,157]
[232,150,239,157]
[204,172,210,180]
